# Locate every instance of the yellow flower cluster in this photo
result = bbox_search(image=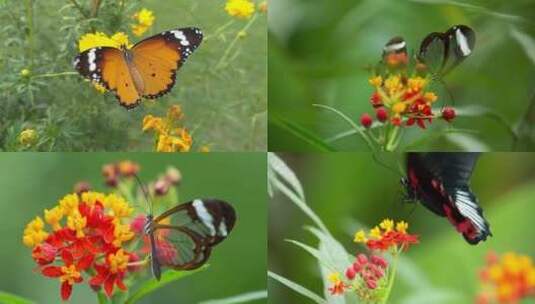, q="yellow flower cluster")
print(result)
[22,192,134,248]
[353,219,409,243]
[108,249,130,273]
[18,128,37,146]
[479,252,535,303]
[131,8,155,37]
[142,105,193,152]
[22,217,48,248]
[225,0,255,19]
